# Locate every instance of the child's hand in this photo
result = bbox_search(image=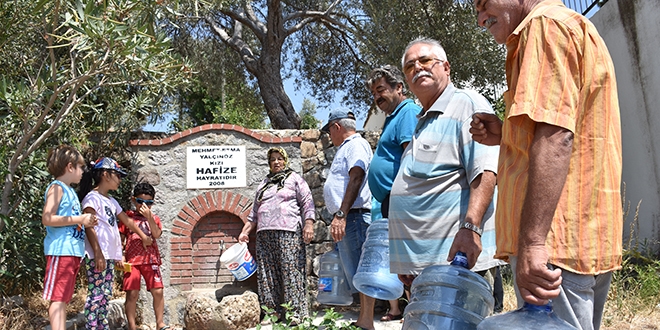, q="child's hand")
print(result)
[81,213,98,227]
[115,259,124,271]
[95,254,106,272]
[142,236,154,248]
[139,203,152,218]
